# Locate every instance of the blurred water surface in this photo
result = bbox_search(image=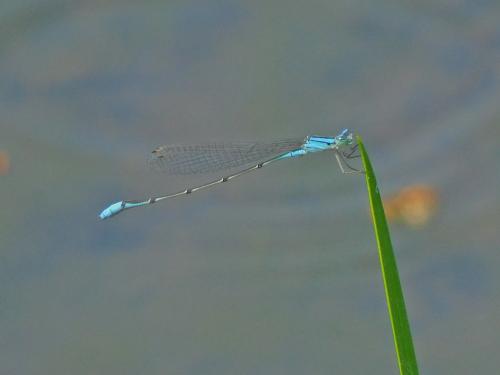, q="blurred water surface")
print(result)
[1,1,500,374]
